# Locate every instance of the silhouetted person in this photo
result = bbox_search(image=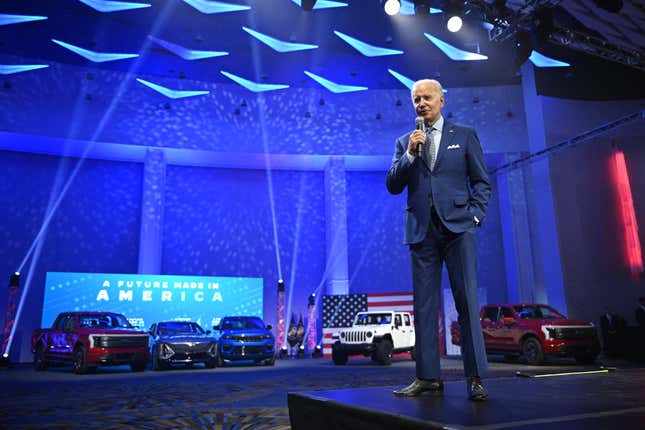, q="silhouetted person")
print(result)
[636,297,645,329]
[599,308,625,357]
